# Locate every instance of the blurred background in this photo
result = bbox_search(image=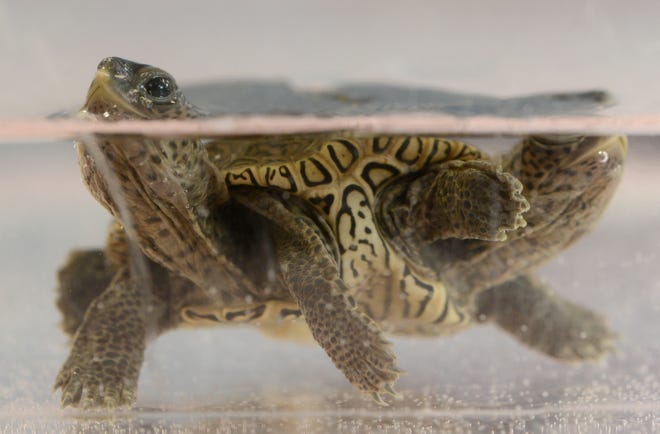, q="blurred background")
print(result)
[2,0,660,117]
[0,1,659,432]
